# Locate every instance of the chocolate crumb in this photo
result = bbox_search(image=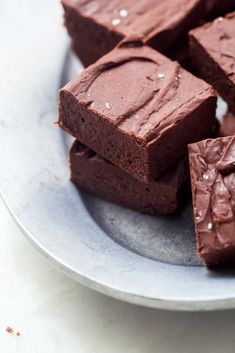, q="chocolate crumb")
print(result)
[6,326,14,334]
